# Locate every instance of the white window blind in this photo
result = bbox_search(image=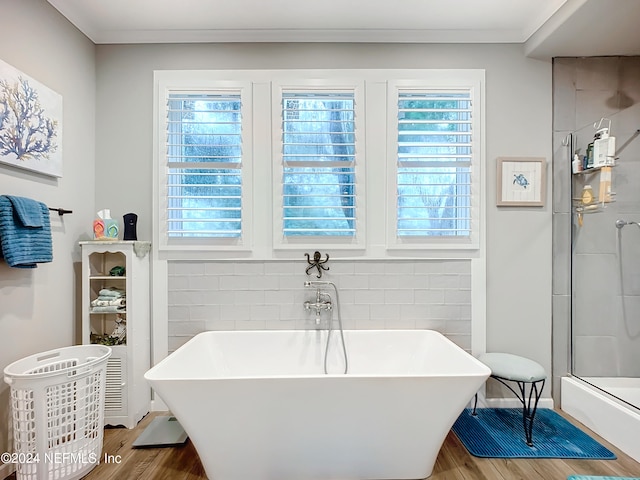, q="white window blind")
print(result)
[165,92,243,238]
[396,90,472,238]
[280,91,356,237]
